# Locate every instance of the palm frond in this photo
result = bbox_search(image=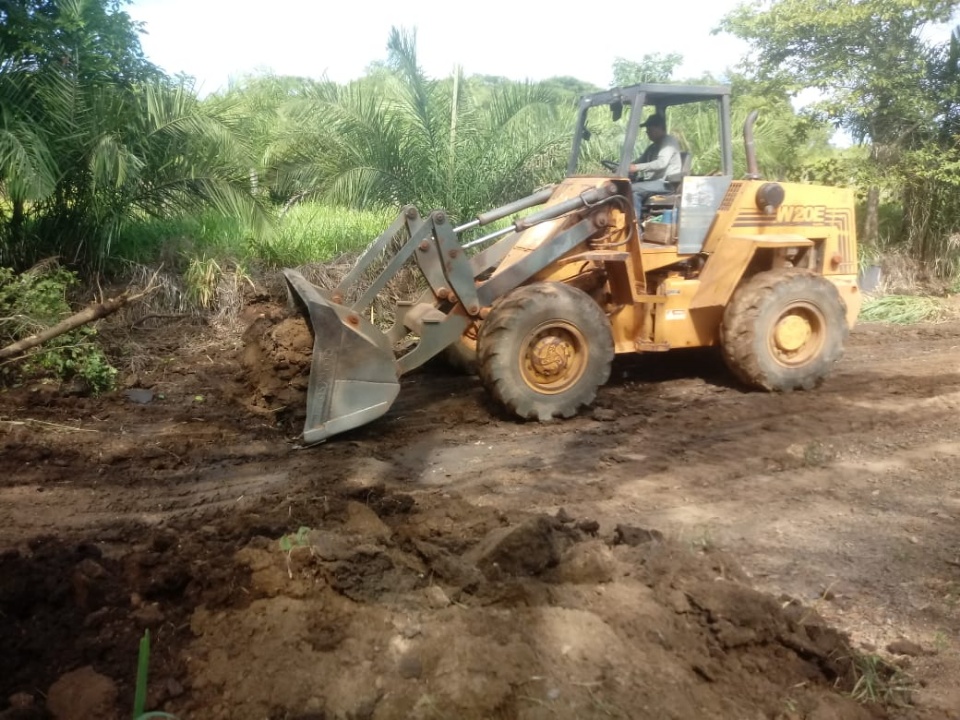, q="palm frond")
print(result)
[0,121,58,199]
